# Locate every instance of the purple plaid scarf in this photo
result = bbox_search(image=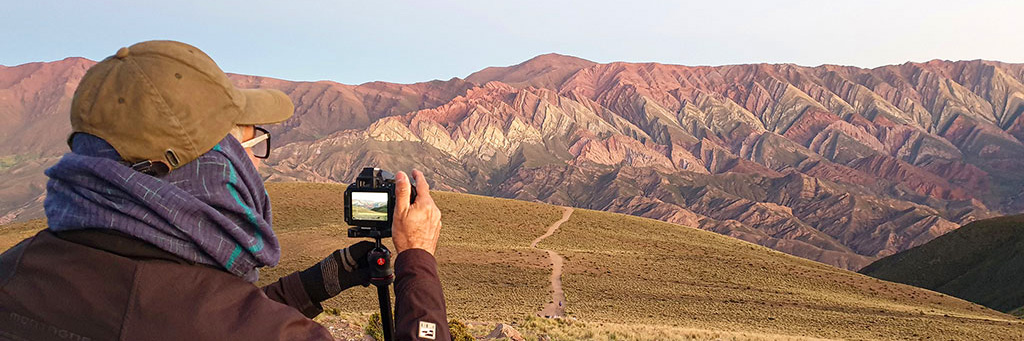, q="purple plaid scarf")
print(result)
[44,133,280,282]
